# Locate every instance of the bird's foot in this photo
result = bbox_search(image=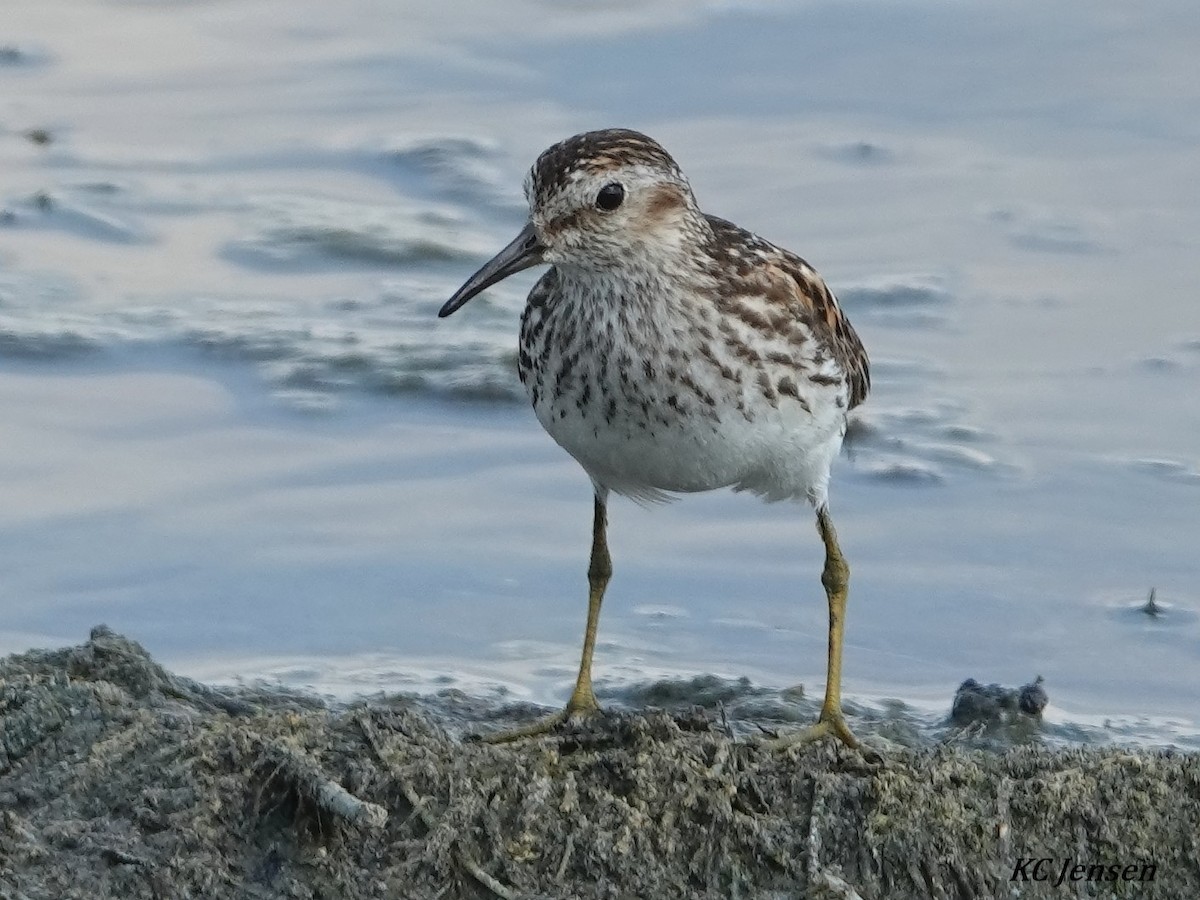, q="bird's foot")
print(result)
[767,708,881,761]
[475,691,601,744]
